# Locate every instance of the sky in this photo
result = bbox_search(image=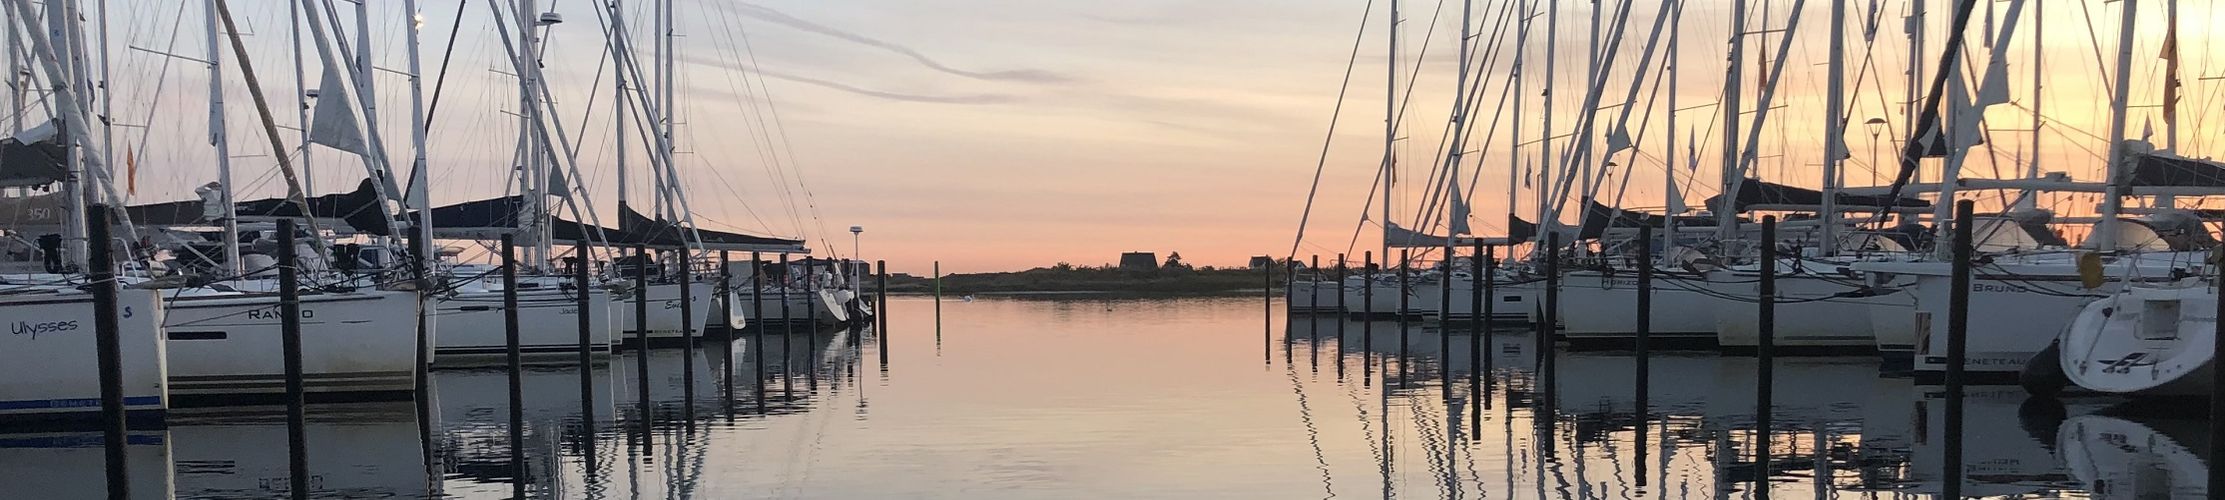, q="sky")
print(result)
[68,0,2225,274]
